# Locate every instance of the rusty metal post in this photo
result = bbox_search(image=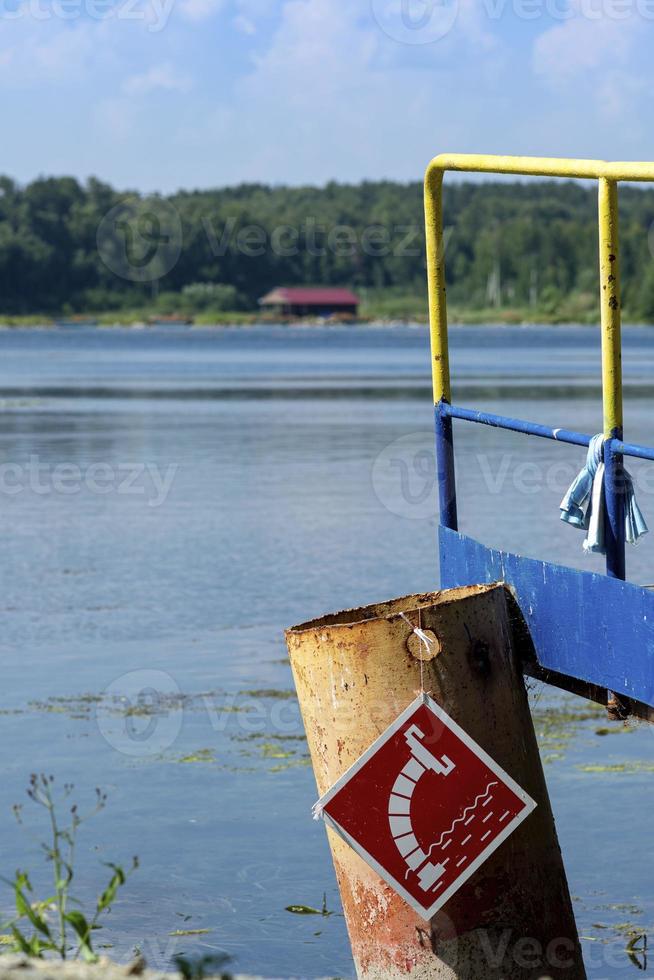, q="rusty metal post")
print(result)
[286,584,586,980]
